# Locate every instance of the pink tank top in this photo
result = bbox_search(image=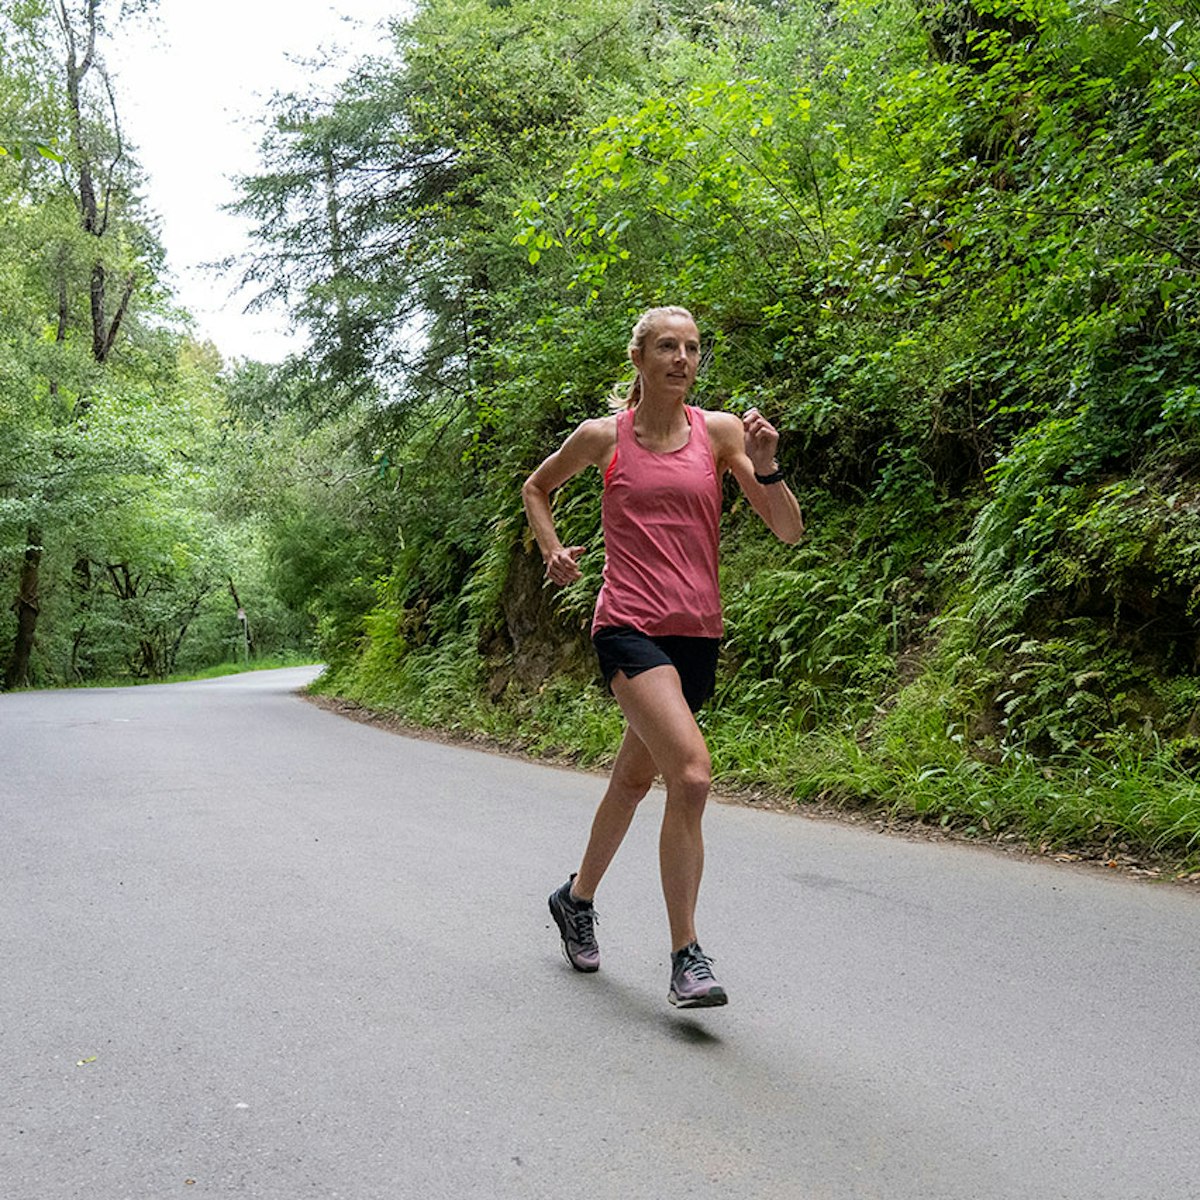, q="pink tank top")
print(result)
[592,405,723,638]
